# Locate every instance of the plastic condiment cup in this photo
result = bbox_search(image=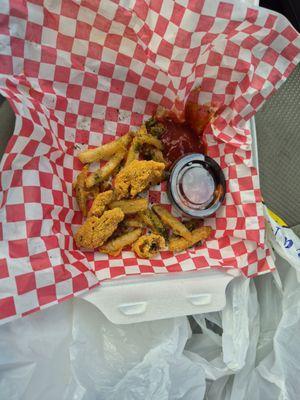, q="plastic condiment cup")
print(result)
[168,153,226,218]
